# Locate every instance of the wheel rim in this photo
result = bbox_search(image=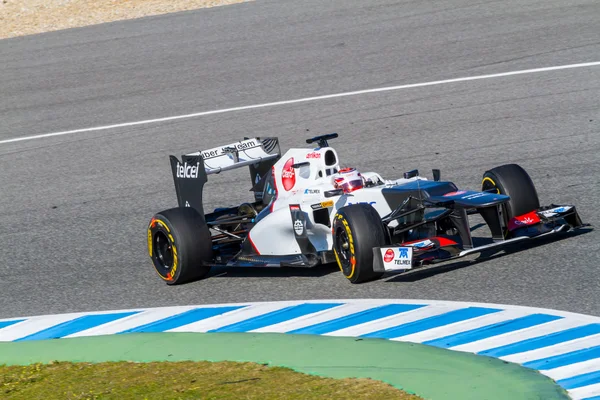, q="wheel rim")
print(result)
[153,231,173,271]
[482,177,499,194]
[334,227,352,276]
